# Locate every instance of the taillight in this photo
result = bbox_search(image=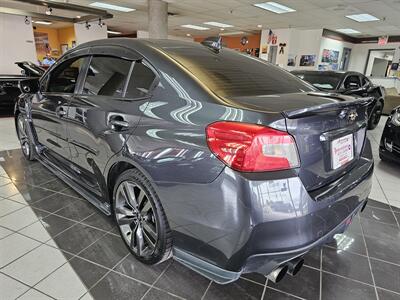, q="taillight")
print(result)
[206,121,300,172]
